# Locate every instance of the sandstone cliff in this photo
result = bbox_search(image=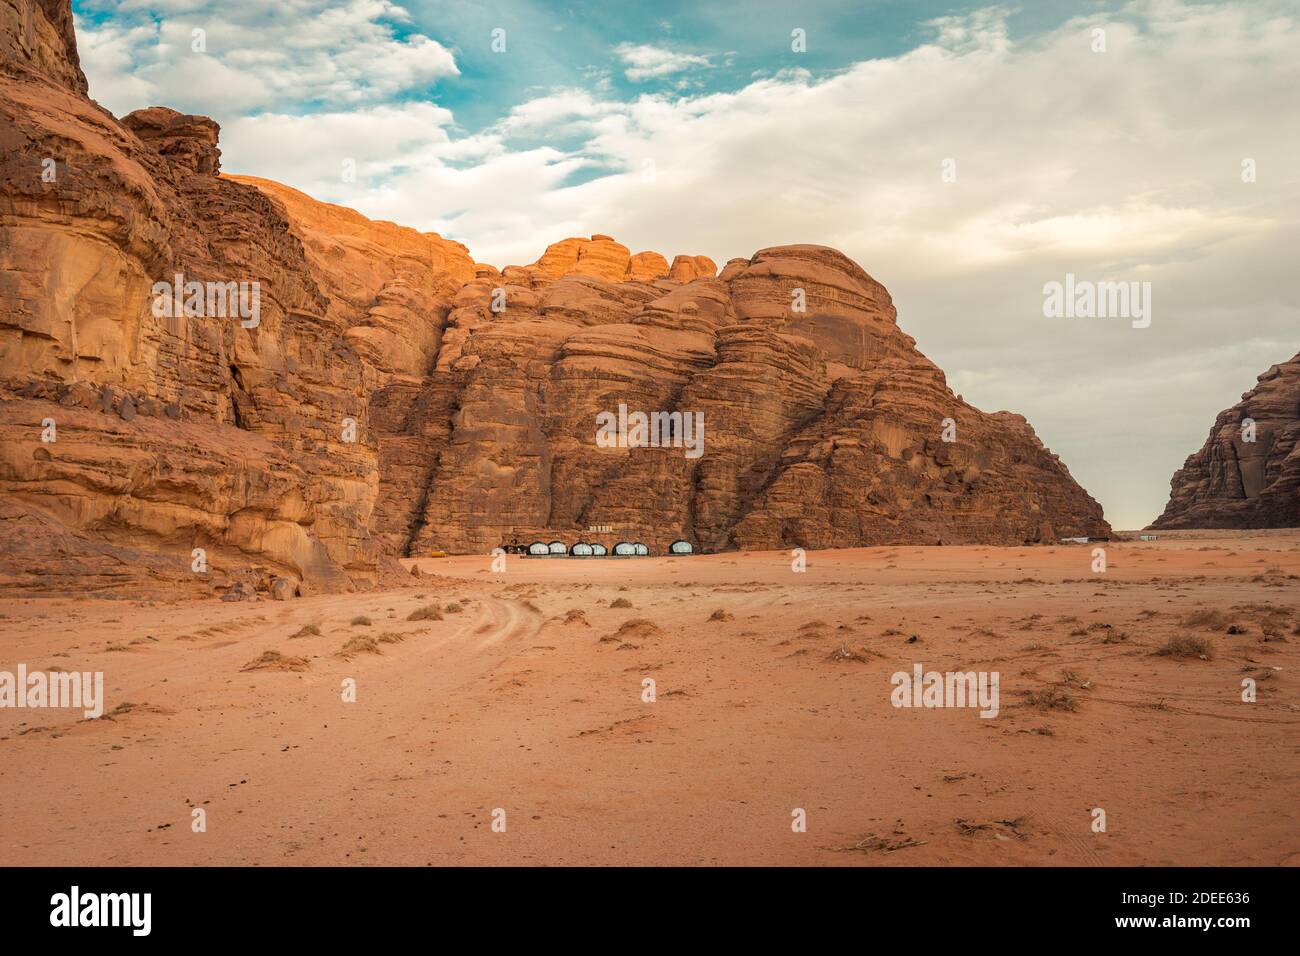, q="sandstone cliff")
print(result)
[1,0,473,595]
[381,241,1108,557]
[1151,352,1300,529]
[0,0,1109,597]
